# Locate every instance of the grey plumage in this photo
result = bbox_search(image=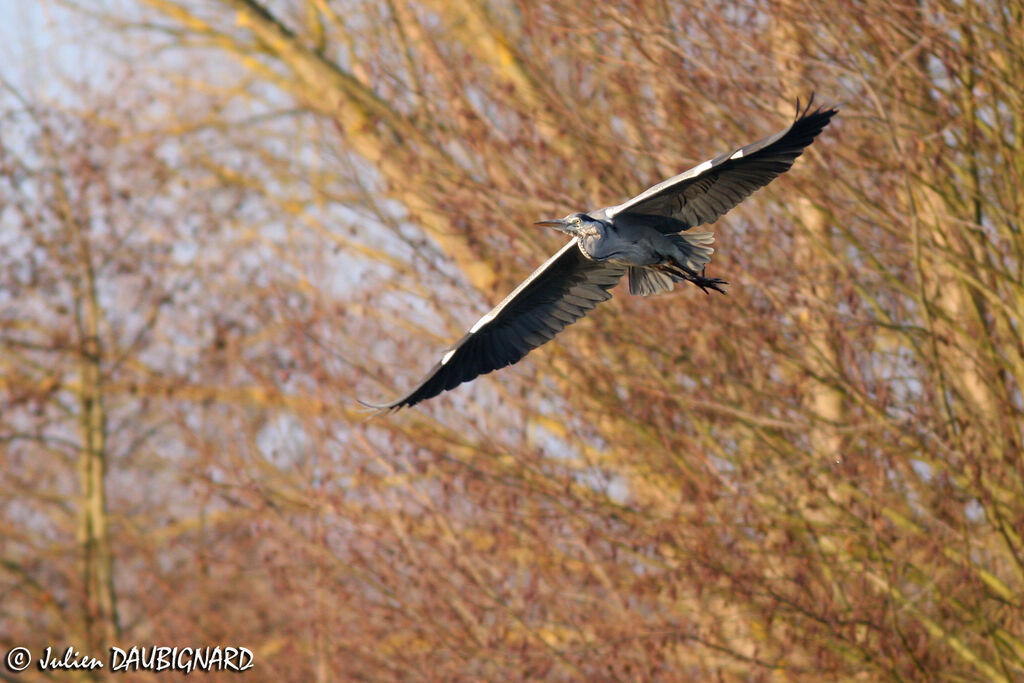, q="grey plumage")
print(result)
[366,99,837,410]
[627,231,715,296]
